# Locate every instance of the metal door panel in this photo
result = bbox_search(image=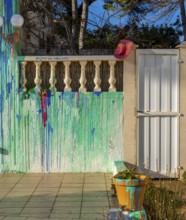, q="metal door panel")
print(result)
[137,49,179,177]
